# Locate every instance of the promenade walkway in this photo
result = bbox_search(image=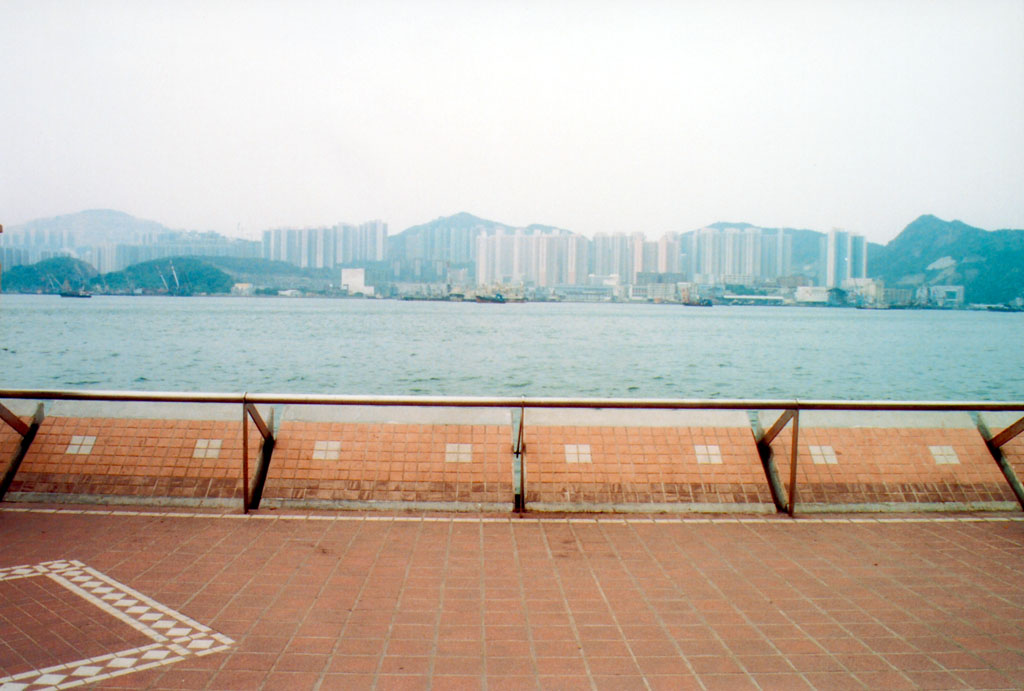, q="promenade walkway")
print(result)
[2,506,1023,690]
